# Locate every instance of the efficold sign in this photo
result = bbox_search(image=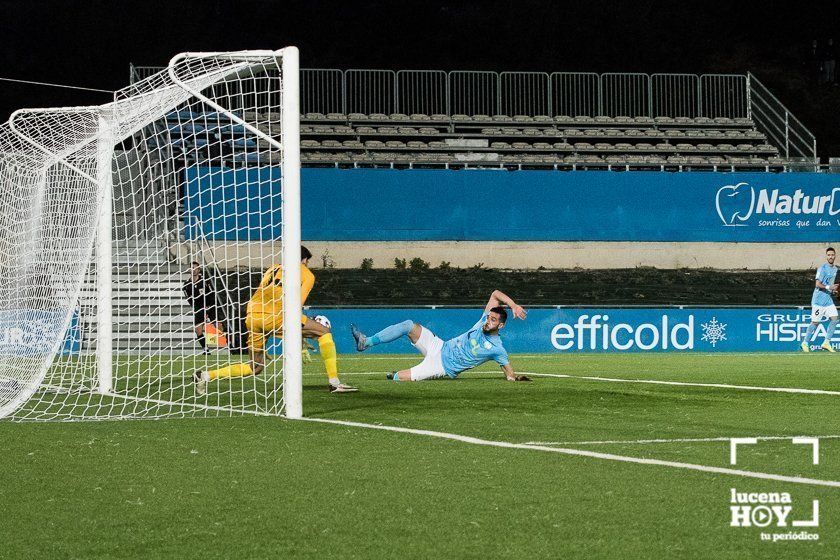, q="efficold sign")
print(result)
[716,181,840,228]
[550,314,707,351]
[307,307,835,354]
